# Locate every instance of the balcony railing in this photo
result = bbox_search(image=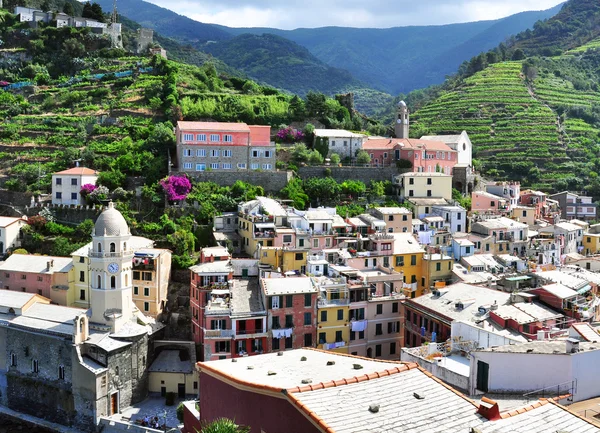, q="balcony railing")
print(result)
[88,249,134,258]
[254,231,275,239]
[234,330,268,339]
[318,298,350,307]
[204,329,234,338]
